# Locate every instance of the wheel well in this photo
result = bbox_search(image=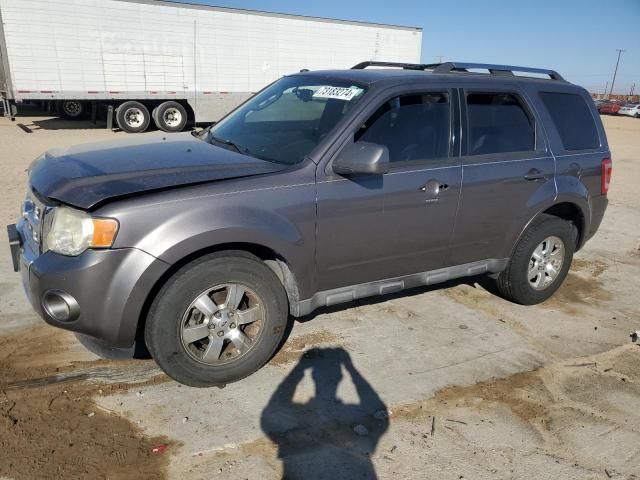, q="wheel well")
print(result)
[542,202,584,248]
[134,243,299,344]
